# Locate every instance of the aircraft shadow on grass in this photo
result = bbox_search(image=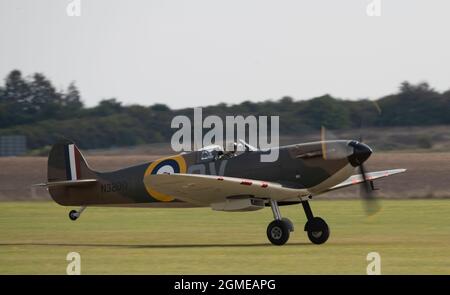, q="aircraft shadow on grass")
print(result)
[0,242,312,249]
